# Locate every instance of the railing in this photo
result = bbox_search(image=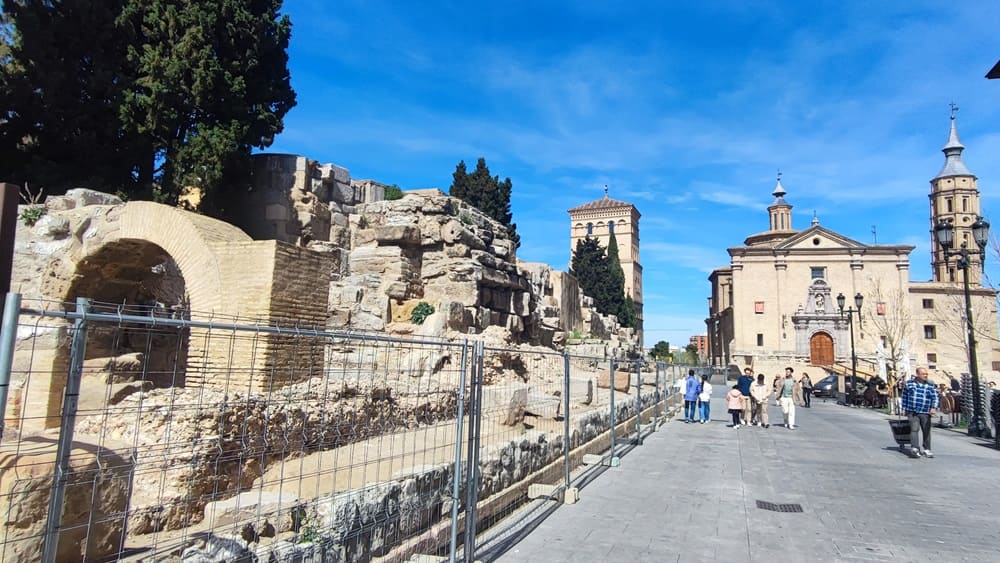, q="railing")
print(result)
[0,293,687,562]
